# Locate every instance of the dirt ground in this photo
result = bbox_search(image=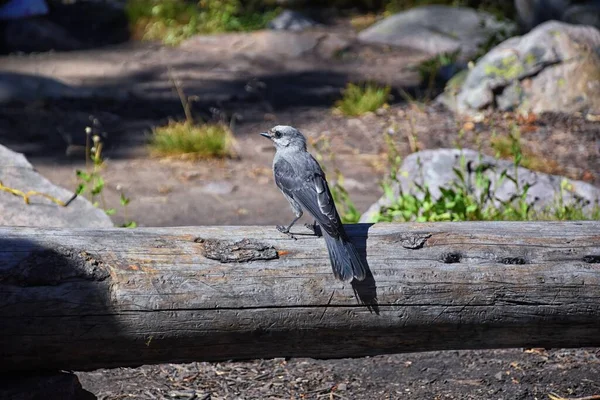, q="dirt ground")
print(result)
[78,349,600,400]
[1,11,600,399]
